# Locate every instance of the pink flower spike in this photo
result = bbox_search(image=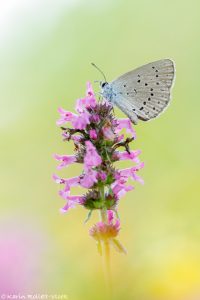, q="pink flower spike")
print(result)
[54,154,76,169]
[115,150,141,162]
[53,82,145,252]
[116,118,136,139]
[84,141,102,171]
[89,129,97,140]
